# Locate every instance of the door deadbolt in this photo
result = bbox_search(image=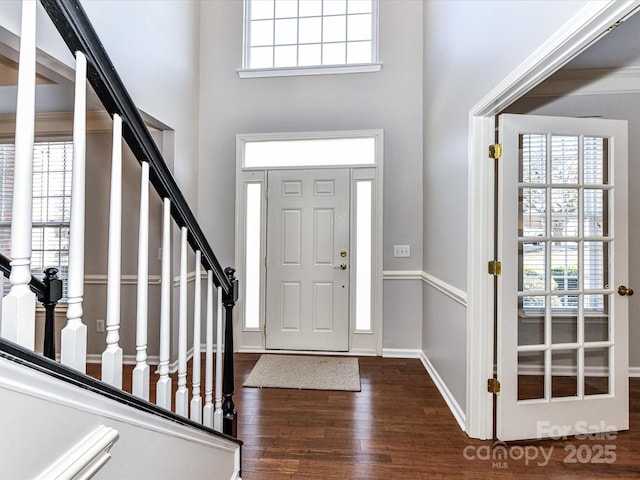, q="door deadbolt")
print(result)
[618,285,634,296]
[340,250,348,257]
